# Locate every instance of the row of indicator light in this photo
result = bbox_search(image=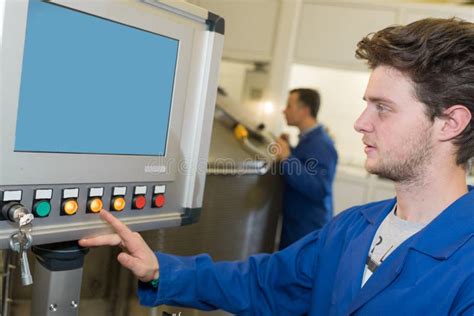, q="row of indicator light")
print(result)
[59,186,166,216]
[61,194,165,215]
[2,185,166,218]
